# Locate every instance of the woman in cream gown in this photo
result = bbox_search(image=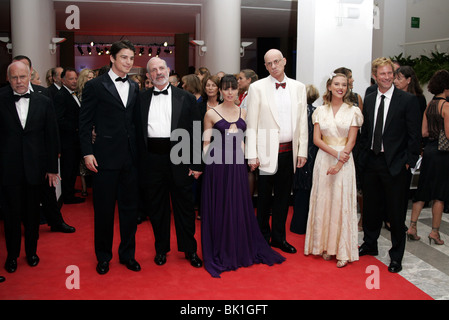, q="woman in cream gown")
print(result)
[304,73,363,268]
